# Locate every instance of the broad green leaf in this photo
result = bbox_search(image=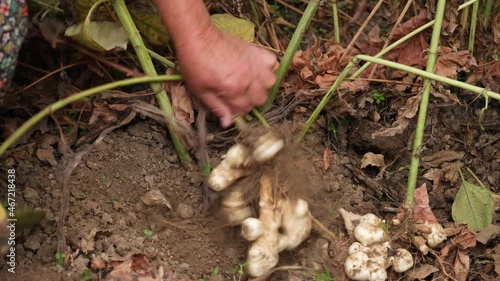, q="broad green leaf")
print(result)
[211,13,255,43]
[452,169,494,232]
[129,5,170,46]
[65,21,129,52]
[74,0,102,21]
